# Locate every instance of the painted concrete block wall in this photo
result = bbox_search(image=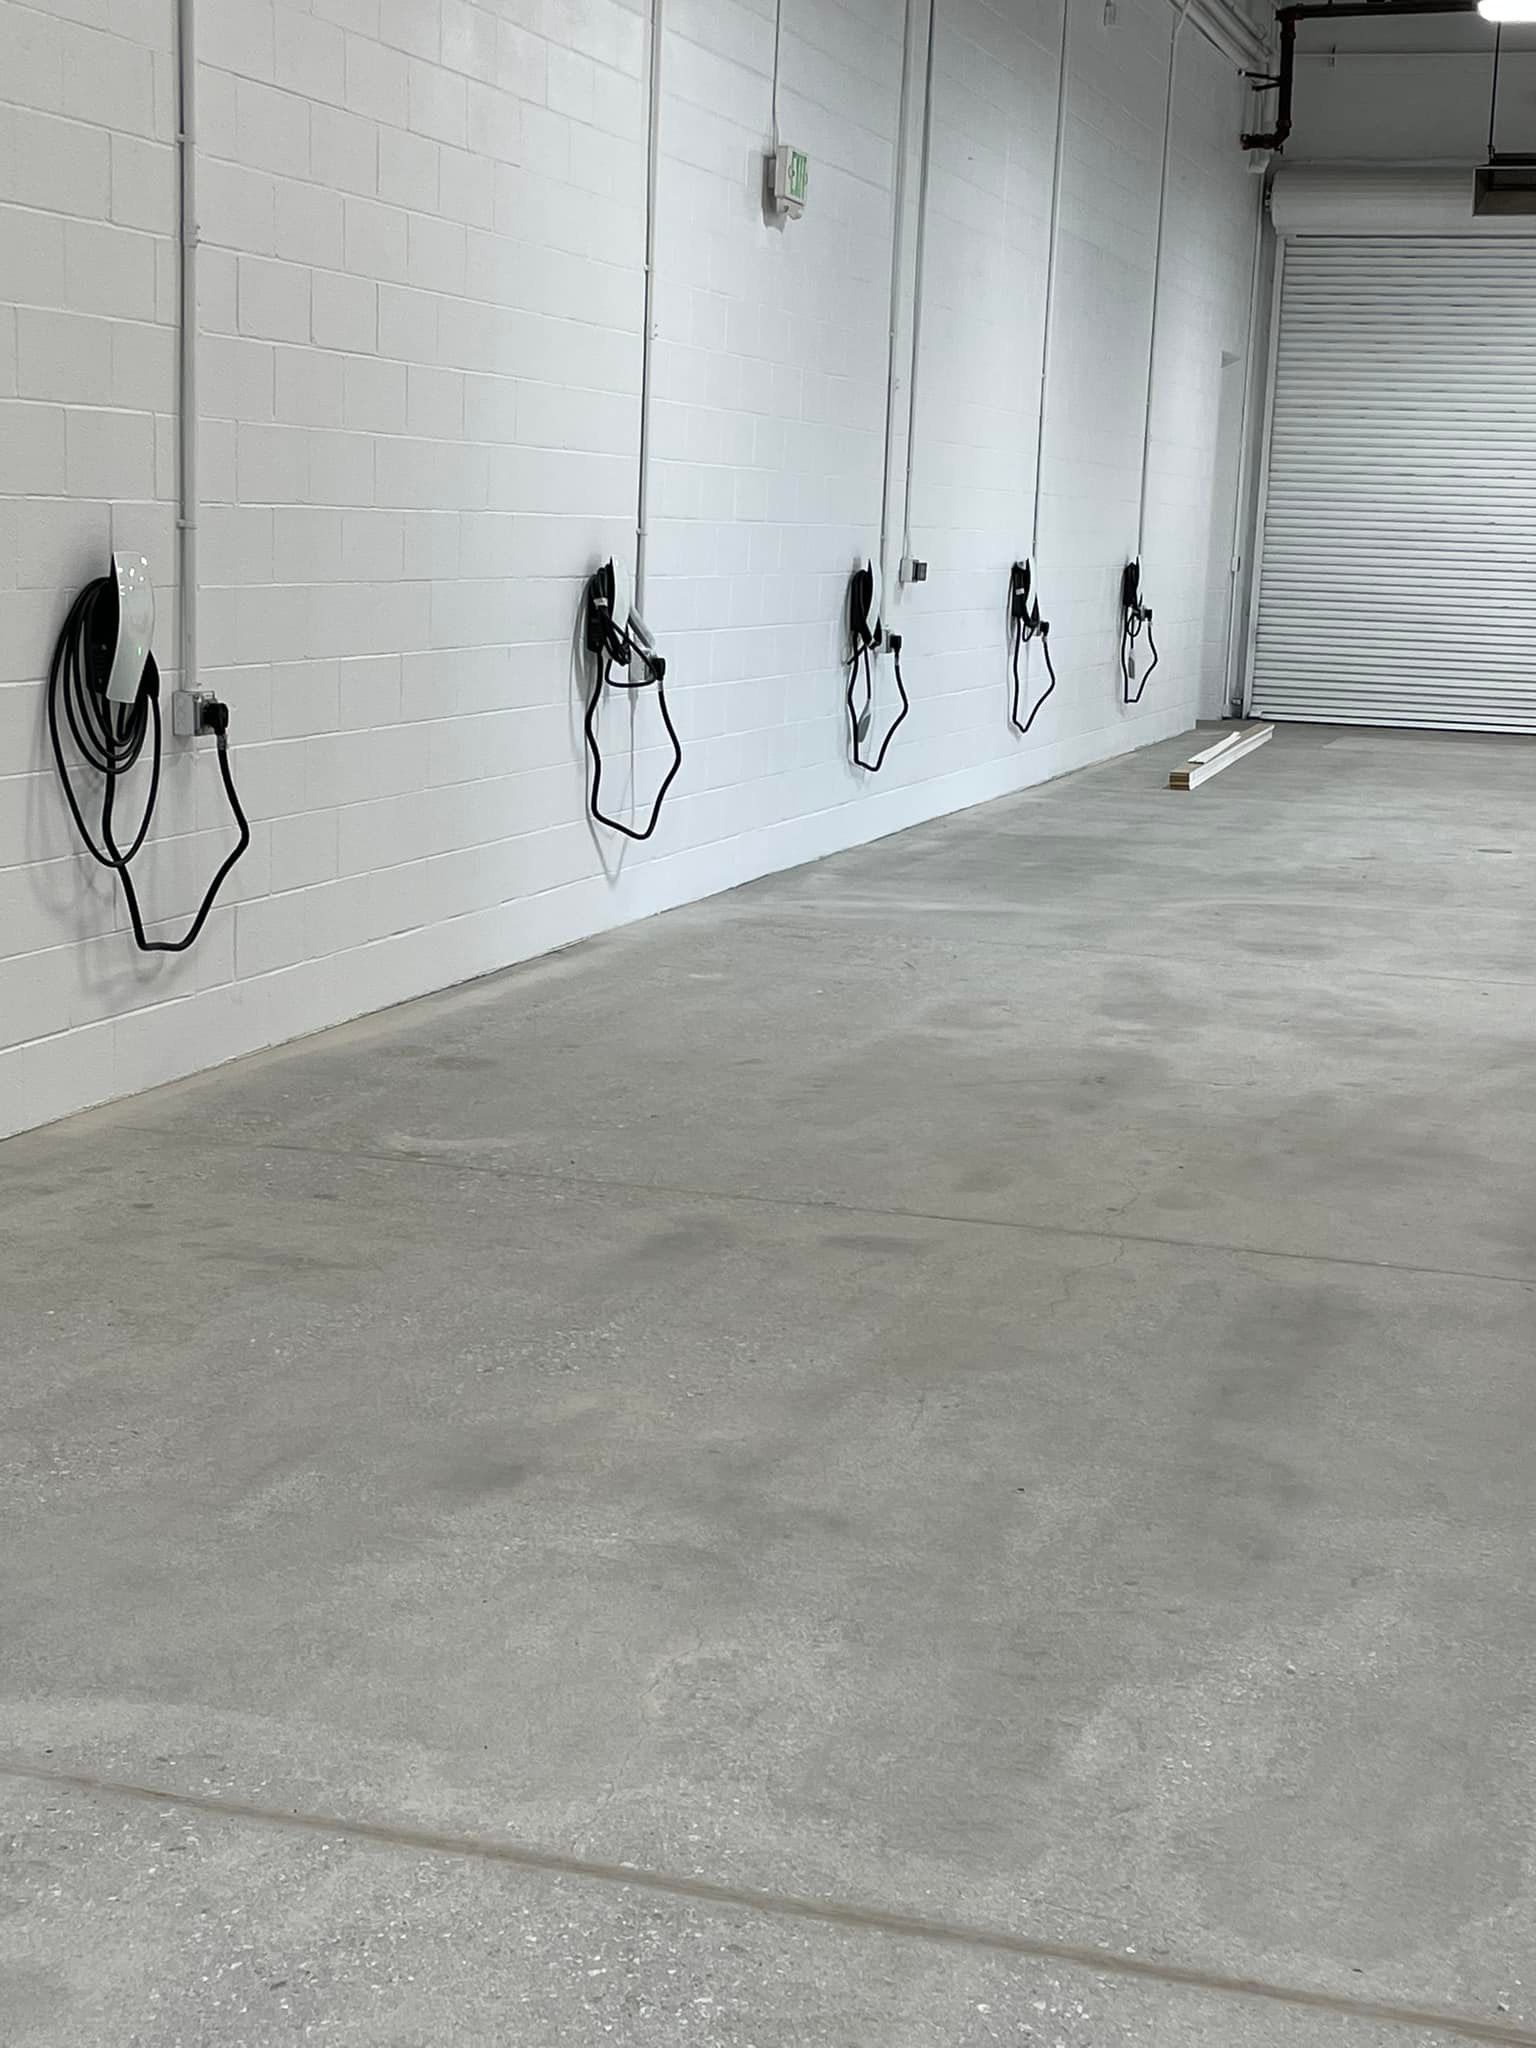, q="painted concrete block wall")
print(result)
[0,0,188,1122]
[186,0,654,1095]
[826,0,1257,781]
[896,0,1056,762]
[0,0,1260,1139]
[1037,1,1253,733]
[640,0,907,858]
